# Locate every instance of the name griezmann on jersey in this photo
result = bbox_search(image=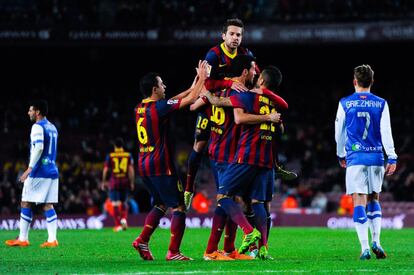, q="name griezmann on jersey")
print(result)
[345,100,383,108]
